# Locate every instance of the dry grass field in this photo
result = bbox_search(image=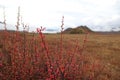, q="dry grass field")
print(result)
[45,33,120,80]
[0,31,120,80]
